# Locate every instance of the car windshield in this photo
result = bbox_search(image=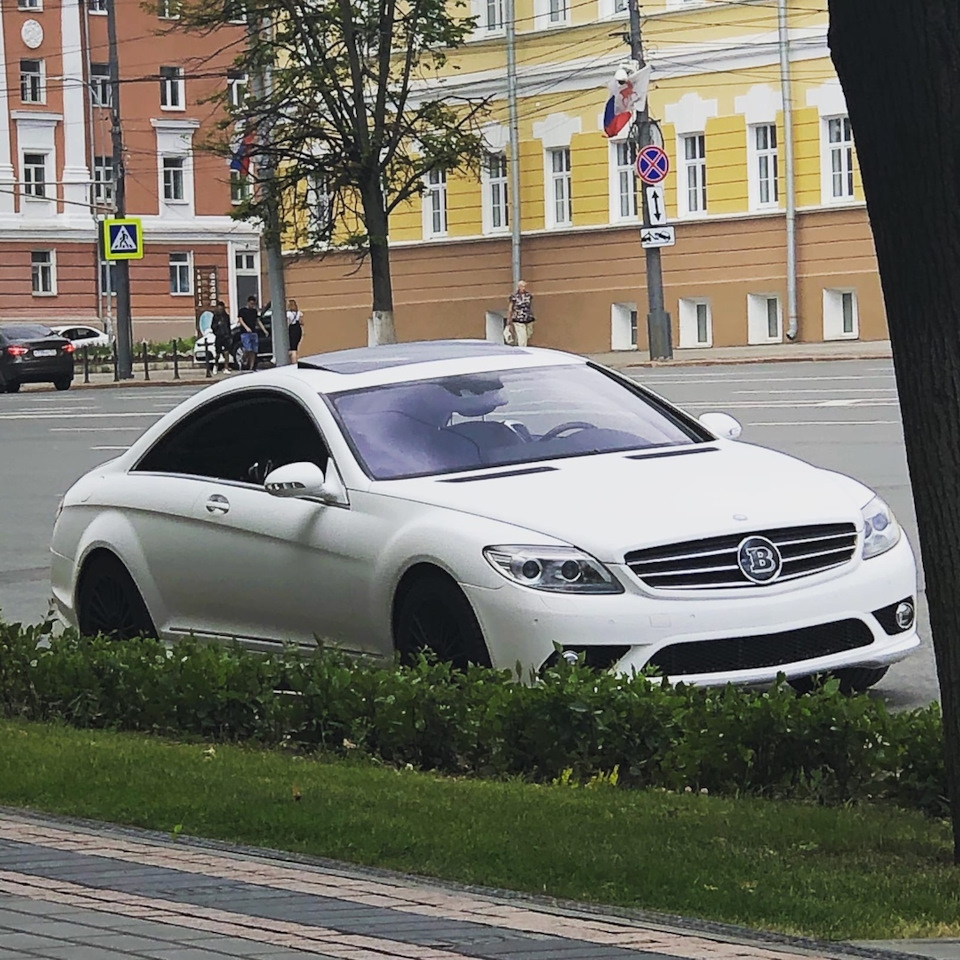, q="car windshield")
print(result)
[1,324,54,340]
[329,363,705,480]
